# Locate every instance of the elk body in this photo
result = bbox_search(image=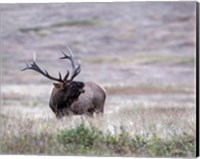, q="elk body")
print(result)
[22,49,106,118]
